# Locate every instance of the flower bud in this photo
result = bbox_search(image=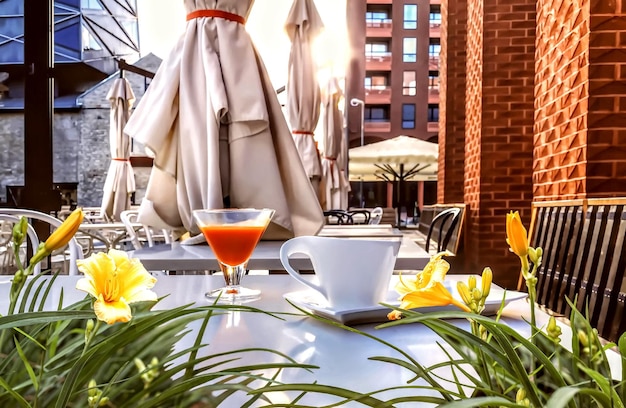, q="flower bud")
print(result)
[88,379,98,397]
[472,287,482,302]
[85,319,95,343]
[546,316,562,343]
[577,329,589,347]
[480,267,492,299]
[468,275,476,290]
[12,217,28,248]
[506,211,529,258]
[31,208,84,265]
